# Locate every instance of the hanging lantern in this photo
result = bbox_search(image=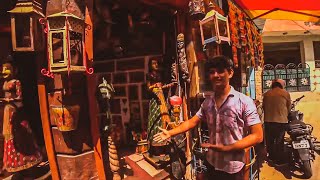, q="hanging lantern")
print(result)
[188,0,205,20]
[8,0,44,51]
[199,10,230,45]
[41,12,93,77]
